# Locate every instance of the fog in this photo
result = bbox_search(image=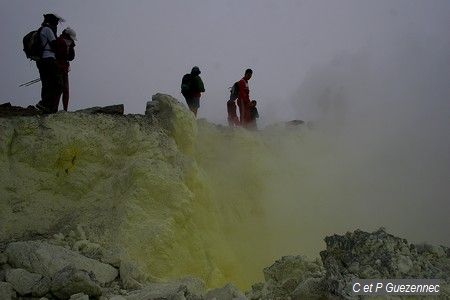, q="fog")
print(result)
[280,25,450,249]
[0,0,449,254]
